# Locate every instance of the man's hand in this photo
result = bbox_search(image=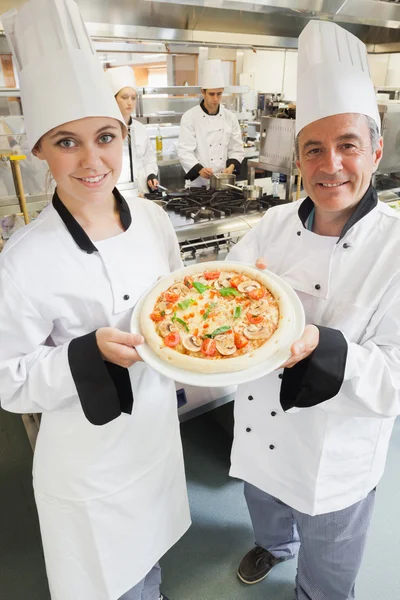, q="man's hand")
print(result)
[148,178,159,191]
[199,167,213,179]
[281,324,319,369]
[96,327,144,368]
[223,164,235,175]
